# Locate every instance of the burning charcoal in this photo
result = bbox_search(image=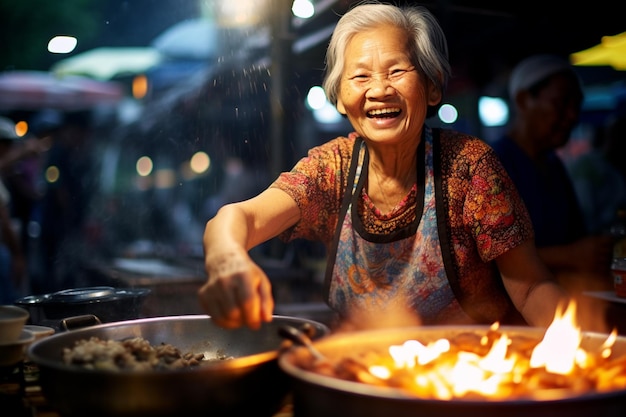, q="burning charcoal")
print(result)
[335,358,387,386]
[303,325,626,401]
[448,332,488,355]
[507,336,540,358]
